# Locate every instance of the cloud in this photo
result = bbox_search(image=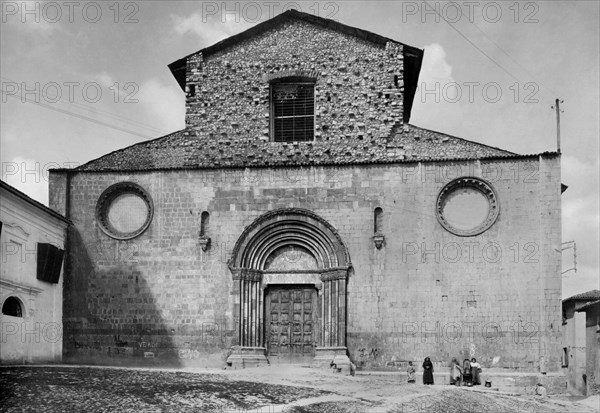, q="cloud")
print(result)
[410,43,469,133]
[562,155,600,221]
[95,72,114,88]
[561,155,600,296]
[2,156,49,205]
[419,43,454,84]
[413,43,455,112]
[171,12,251,46]
[3,1,64,33]
[137,78,185,132]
